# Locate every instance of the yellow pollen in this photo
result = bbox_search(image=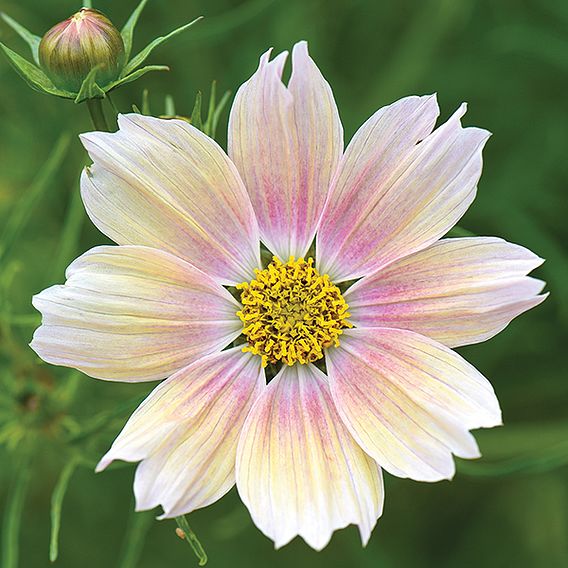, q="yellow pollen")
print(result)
[236,256,352,367]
